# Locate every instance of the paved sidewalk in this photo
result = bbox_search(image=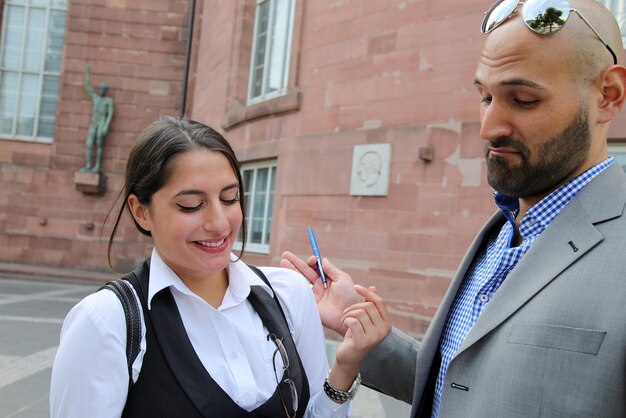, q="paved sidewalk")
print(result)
[0,274,411,418]
[0,275,95,418]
